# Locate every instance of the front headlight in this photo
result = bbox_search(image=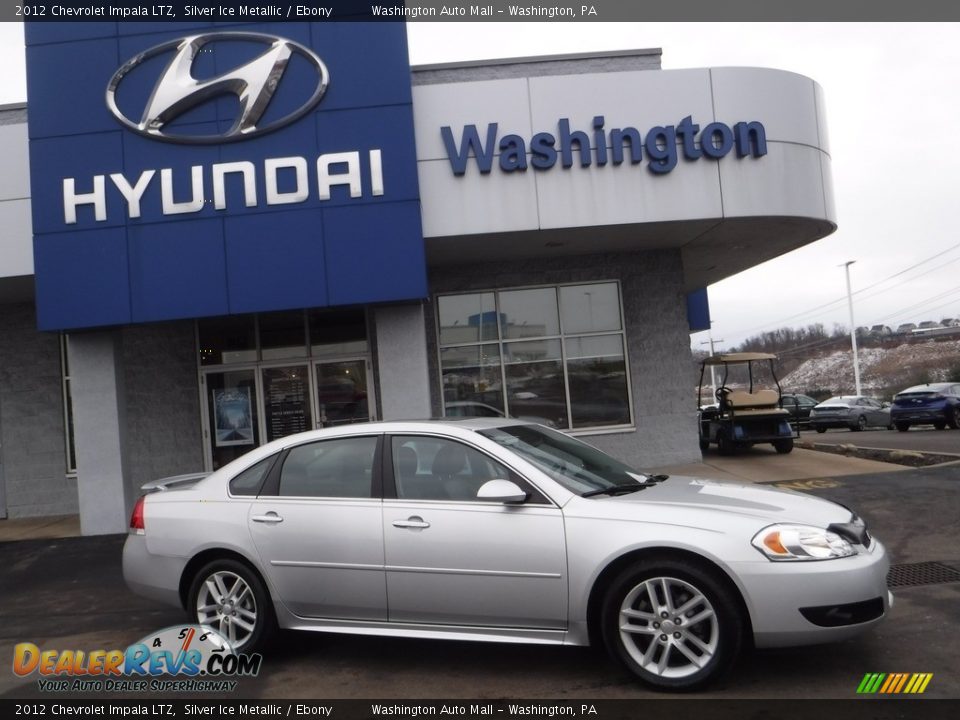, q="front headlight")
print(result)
[751,524,855,561]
